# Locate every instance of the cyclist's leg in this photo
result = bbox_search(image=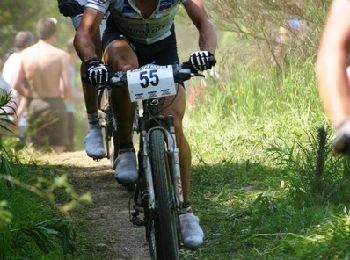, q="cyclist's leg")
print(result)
[81,32,106,158]
[161,86,191,202]
[103,39,139,183]
[71,13,106,158]
[161,86,204,248]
